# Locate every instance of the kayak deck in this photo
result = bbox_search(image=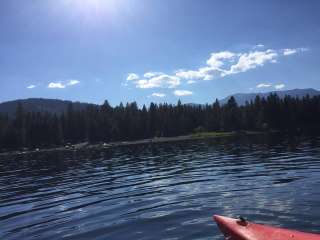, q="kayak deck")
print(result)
[214,215,320,240]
